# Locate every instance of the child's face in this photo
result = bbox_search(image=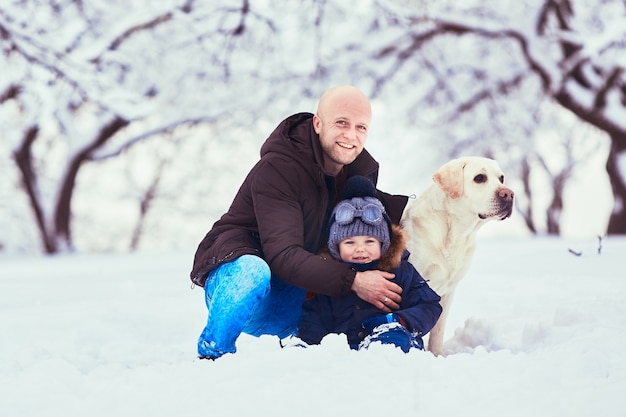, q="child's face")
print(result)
[338,235,382,263]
